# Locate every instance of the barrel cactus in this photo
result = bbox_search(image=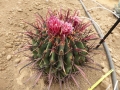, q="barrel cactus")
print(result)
[20,9,98,89]
[114,0,120,17]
